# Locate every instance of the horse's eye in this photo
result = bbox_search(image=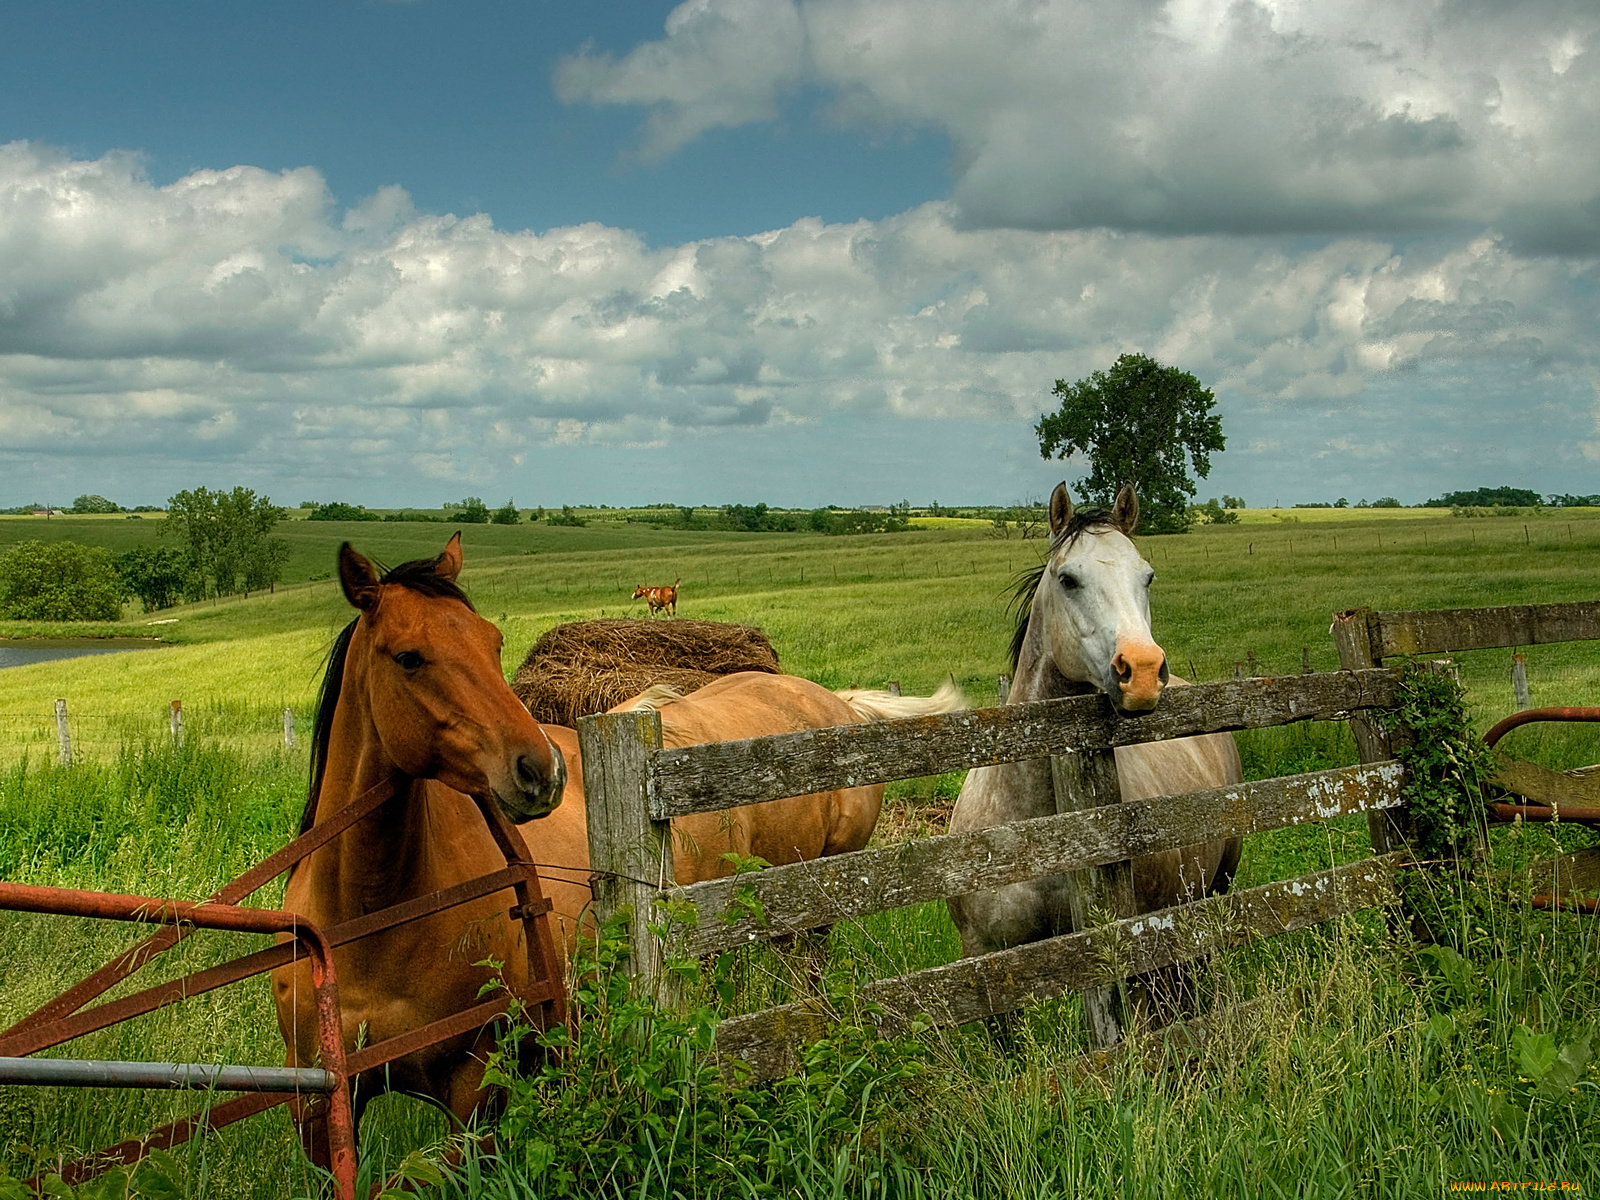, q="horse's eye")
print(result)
[1058,572,1080,591]
[1145,572,1156,588]
[394,650,425,670]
